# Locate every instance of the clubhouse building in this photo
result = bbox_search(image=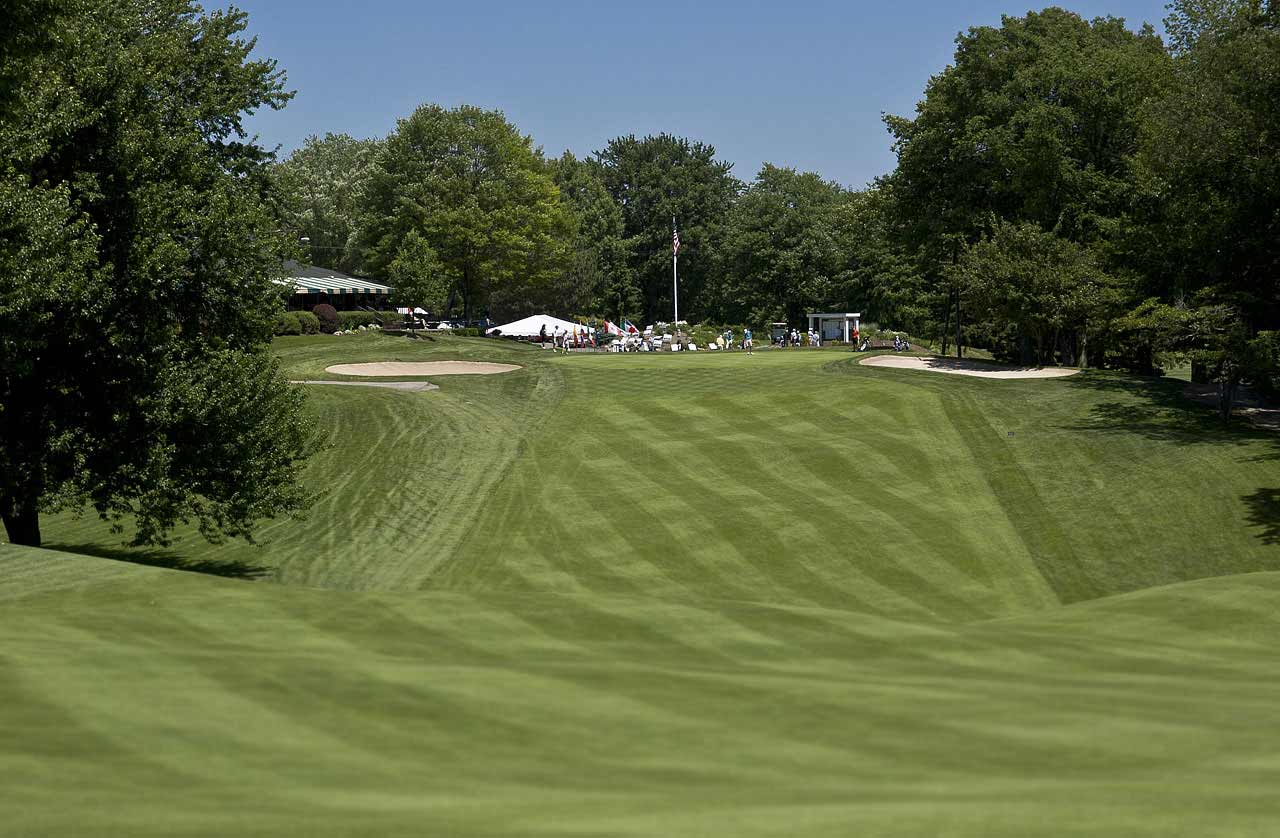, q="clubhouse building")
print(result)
[279,260,393,311]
